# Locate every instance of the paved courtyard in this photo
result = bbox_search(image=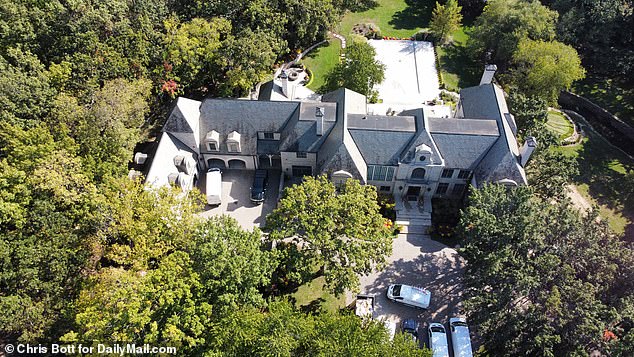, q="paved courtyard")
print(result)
[350,232,465,347]
[369,40,440,105]
[198,169,280,230]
